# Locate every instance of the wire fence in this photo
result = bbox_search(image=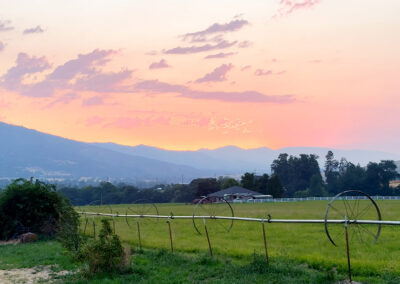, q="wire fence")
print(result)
[234,195,400,203]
